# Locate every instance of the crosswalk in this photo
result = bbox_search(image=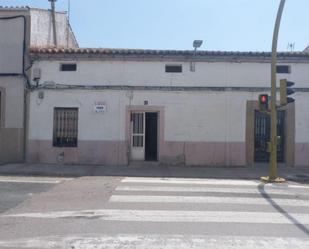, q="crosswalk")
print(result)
[1,177,309,248]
